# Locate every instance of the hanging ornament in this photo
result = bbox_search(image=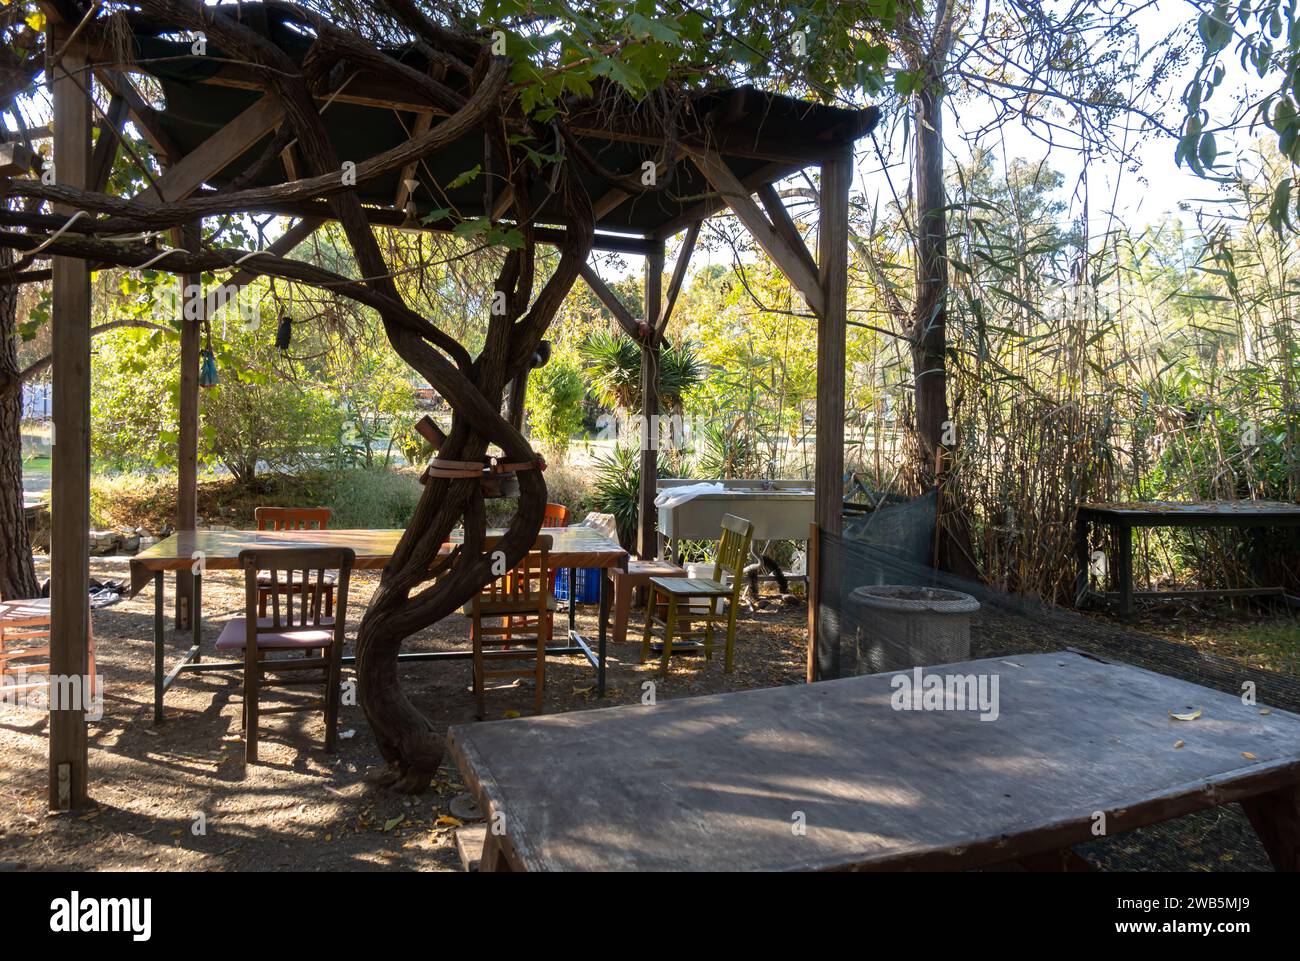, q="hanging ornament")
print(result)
[199,348,219,387]
[275,311,292,352]
[530,339,552,370]
[199,319,219,387]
